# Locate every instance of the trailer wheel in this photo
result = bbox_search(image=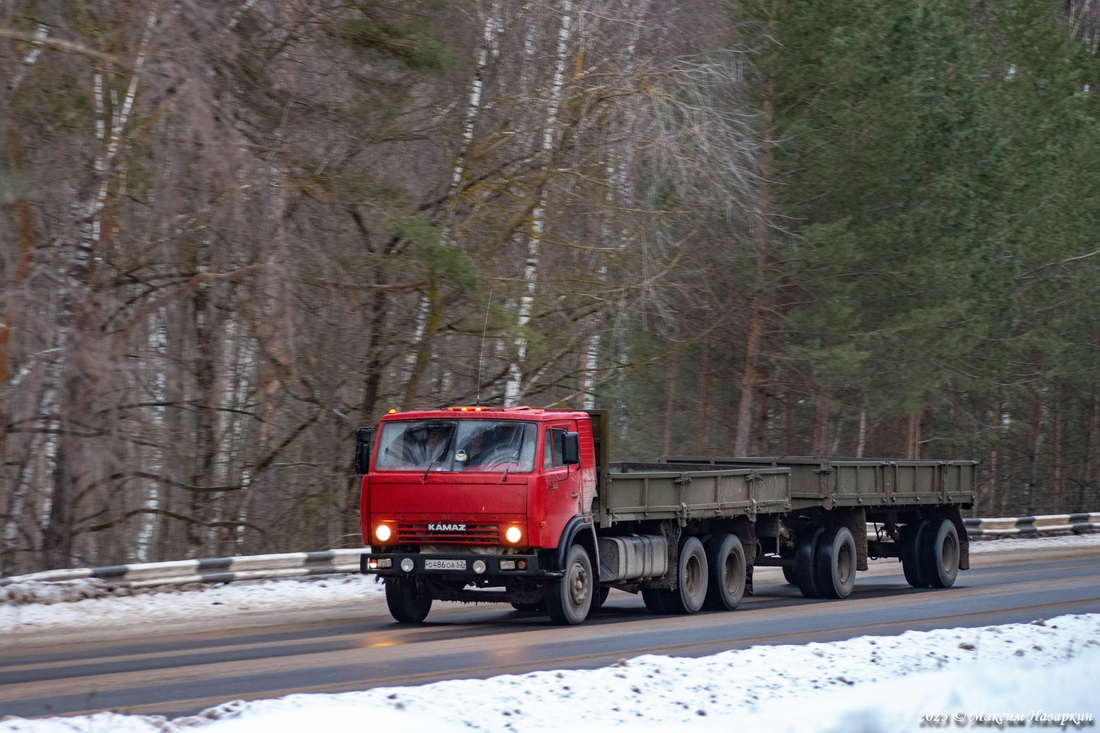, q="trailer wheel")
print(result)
[813,526,857,599]
[900,520,932,588]
[920,518,960,588]
[703,534,746,611]
[510,601,546,613]
[546,544,594,625]
[781,563,798,585]
[795,526,825,599]
[385,578,432,624]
